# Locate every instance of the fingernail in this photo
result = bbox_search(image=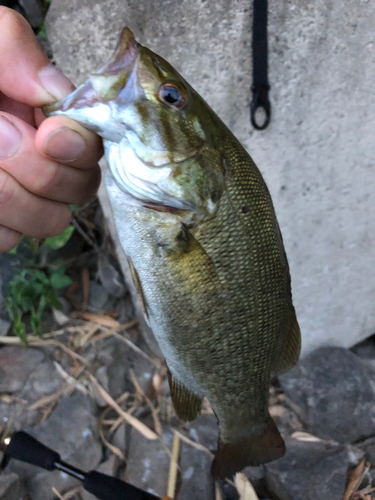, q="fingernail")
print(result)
[44,127,86,162]
[38,65,75,101]
[0,115,22,159]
